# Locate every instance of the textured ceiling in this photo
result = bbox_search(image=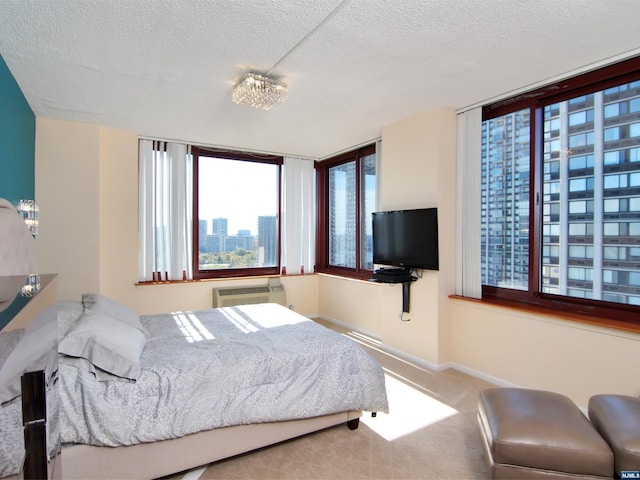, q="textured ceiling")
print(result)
[1,0,640,159]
